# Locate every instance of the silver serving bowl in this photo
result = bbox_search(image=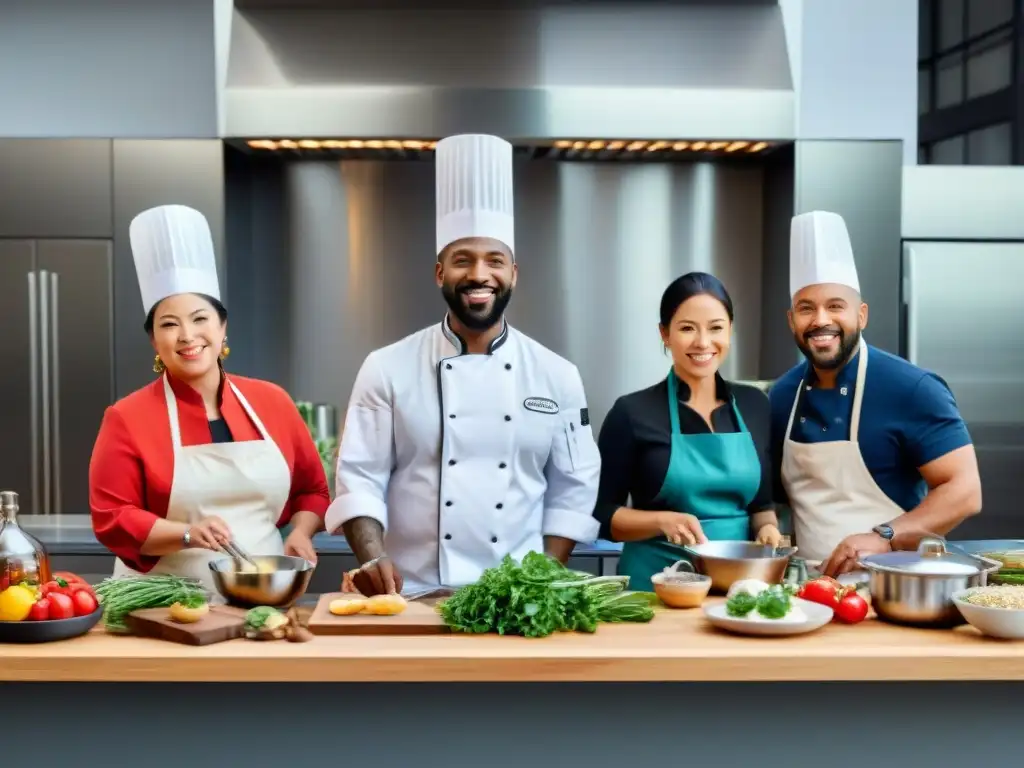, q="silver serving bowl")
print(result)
[682,541,798,593]
[209,554,314,608]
